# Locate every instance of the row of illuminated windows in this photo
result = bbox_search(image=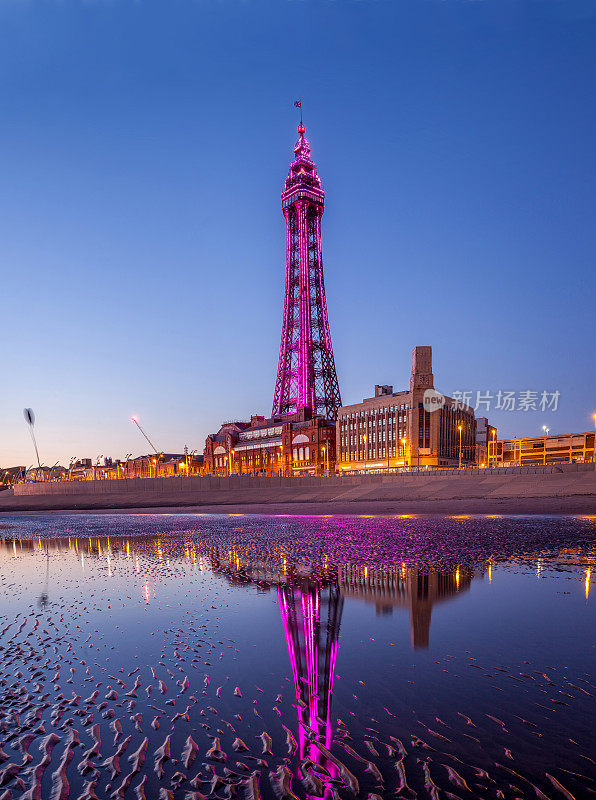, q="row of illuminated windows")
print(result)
[342,415,407,426]
[341,444,407,456]
[342,429,405,446]
[339,404,409,421]
[239,426,283,441]
[340,446,407,461]
[293,446,313,461]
